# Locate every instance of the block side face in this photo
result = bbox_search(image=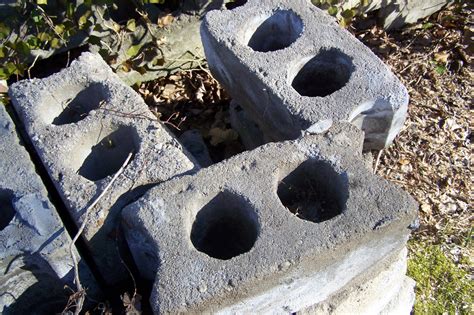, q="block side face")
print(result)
[122,124,417,313]
[202,0,409,148]
[8,52,197,284]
